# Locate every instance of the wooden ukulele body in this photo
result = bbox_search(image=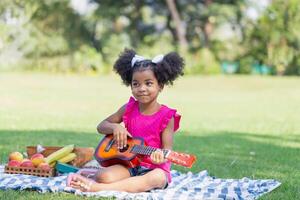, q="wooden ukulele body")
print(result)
[94,134,196,168]
[94,134,144,168]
